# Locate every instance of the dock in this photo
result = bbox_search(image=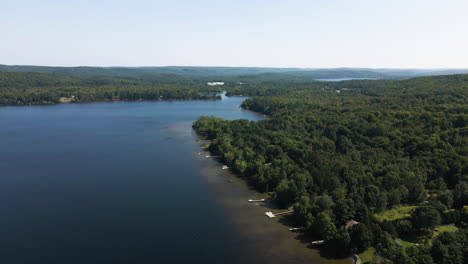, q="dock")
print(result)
[265,211,276,218]
[248,199,265,202]
[265,209,294,218]
[289,227,304,231]
[205,155,221,158]
[311,240,325,245]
